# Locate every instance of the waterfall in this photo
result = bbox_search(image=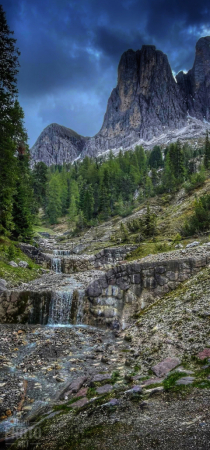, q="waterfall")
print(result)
[47,289,84,325]
[48,291,73,324]
[52,257,62,273]
[53,250,71,256]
